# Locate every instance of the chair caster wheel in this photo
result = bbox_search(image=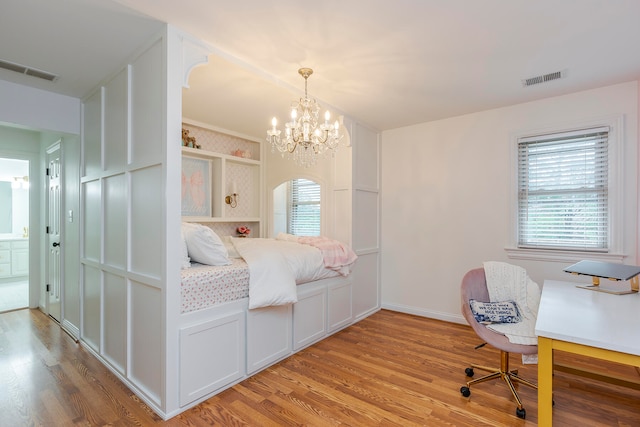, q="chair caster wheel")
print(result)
[516,407,526,419]
[460,386,471,397]
[464,367,474,377]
